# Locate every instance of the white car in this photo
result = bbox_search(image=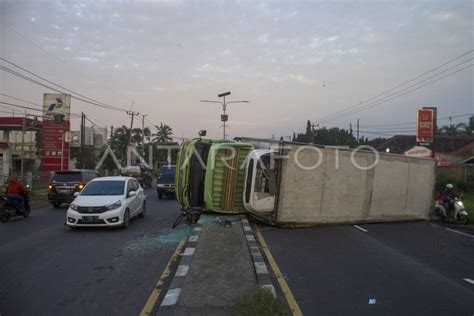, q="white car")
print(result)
[66,176,146,229]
